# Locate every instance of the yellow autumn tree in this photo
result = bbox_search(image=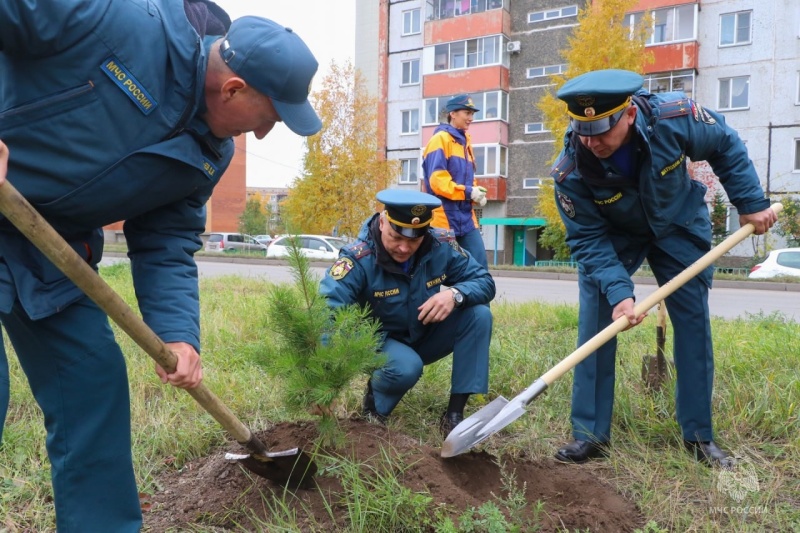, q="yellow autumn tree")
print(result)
[536,0,653,259]
[281,60,399,237]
